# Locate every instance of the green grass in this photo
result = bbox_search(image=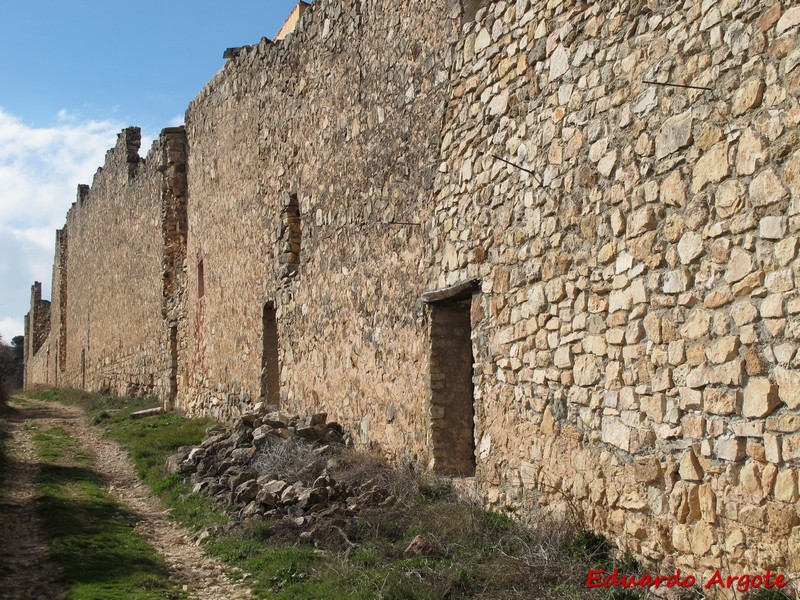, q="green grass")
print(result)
[0,397,14,488]
[29,420,185,600]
